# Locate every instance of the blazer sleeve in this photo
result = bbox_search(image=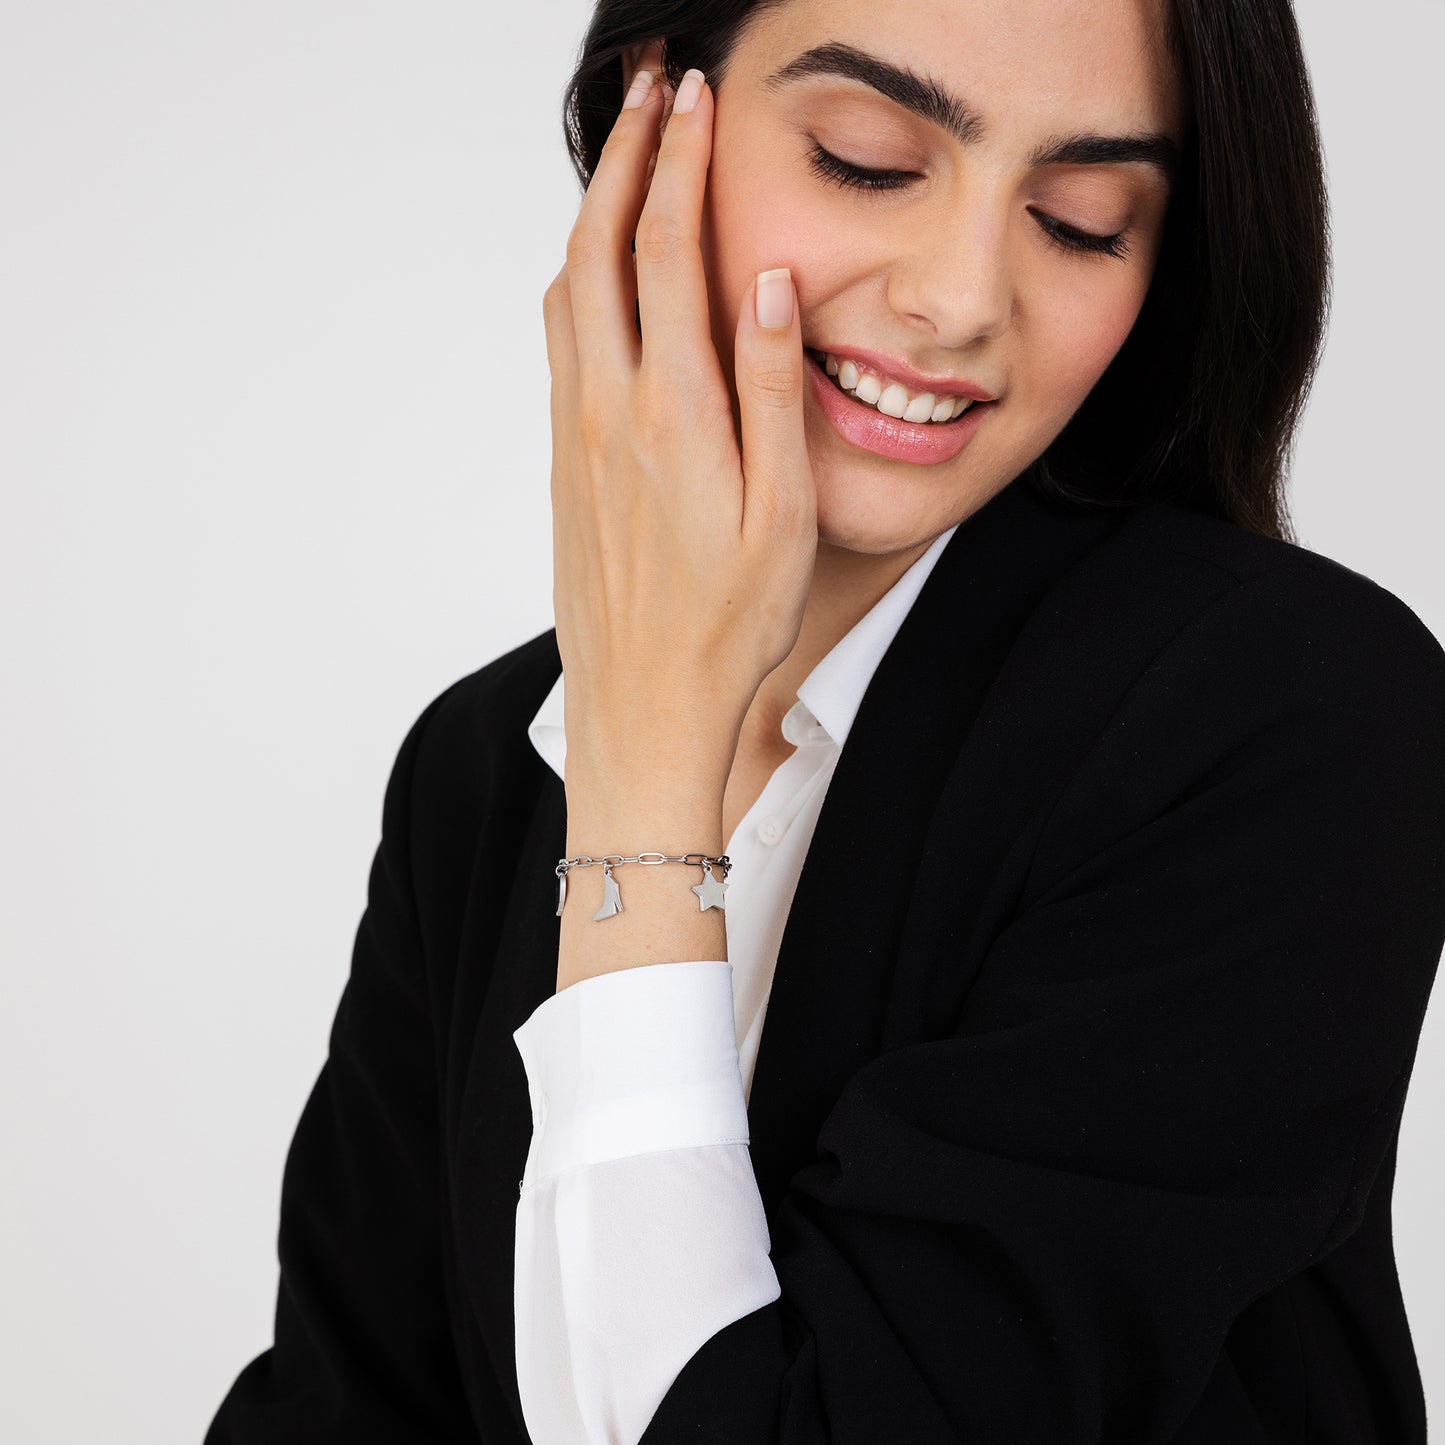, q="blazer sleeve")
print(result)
[205,688,478,1443]
[636,562,1445,1445]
